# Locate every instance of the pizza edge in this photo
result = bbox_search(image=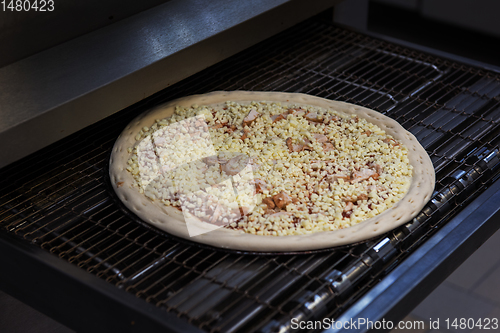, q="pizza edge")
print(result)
[109,91,435,252]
